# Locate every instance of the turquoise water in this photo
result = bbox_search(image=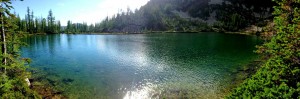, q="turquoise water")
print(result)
[21,33,260,98]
